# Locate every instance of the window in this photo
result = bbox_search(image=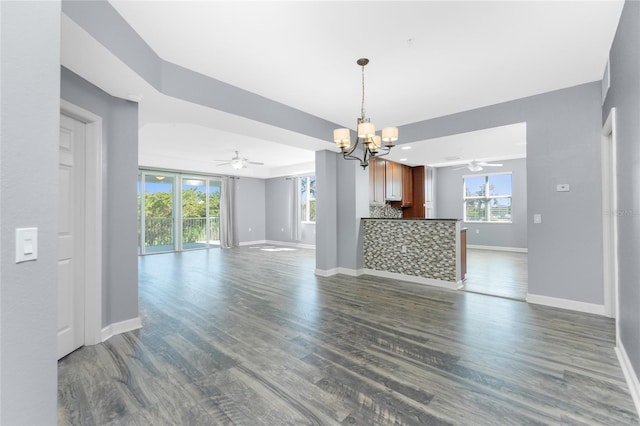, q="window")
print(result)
[463,173,512,223]
[300,176,316,223]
